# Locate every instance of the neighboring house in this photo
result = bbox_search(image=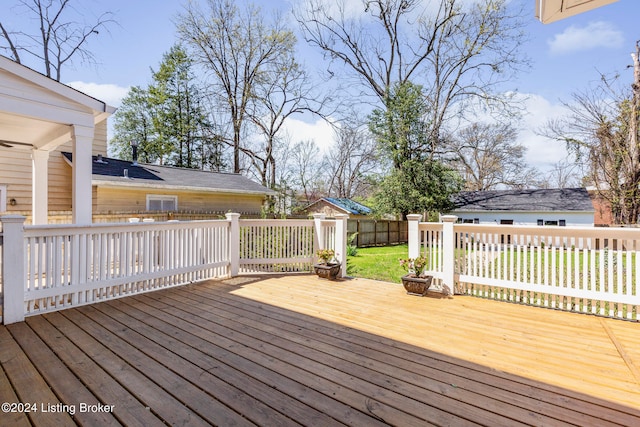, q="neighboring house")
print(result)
[301,197,373,219]
[0,54,114,224]
[451,188,595,227]
[62,153,275,216]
